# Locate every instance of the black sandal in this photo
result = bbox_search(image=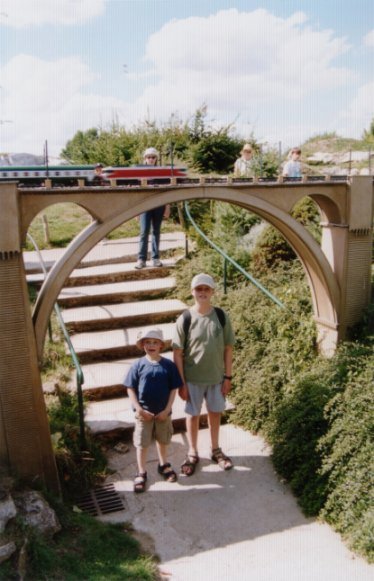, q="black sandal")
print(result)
[133,471,147,493]
[211,447,233,471]
[181,454,199,476]
[158,463,177,482]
